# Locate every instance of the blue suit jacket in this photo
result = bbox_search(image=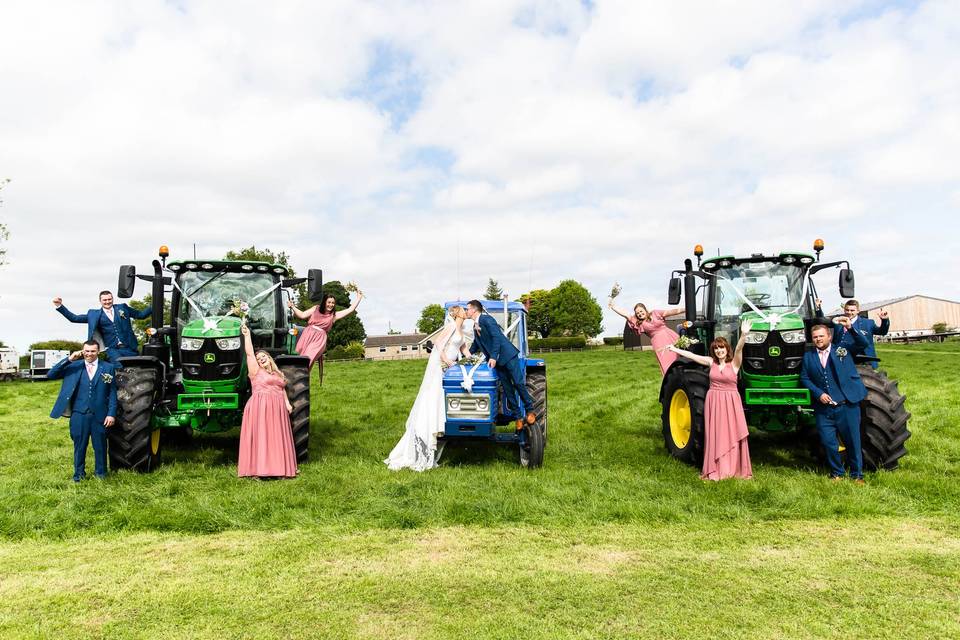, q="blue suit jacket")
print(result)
[800,331,868,410]
[470,313,520,365]
[56,303,150,349]
[48,358,118,422]
[833,316,889,360]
